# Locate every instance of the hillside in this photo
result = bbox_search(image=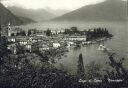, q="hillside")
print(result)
[19,16,36,24]
[8,6,57,22]
[0,3,35,25]
[45,8,70,16]
[53,0,127,22]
